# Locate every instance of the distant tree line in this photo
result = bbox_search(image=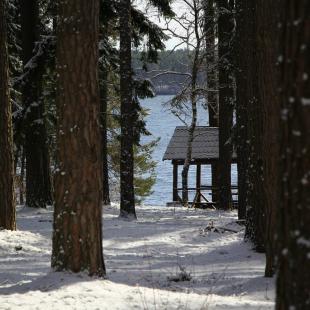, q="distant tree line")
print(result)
[133,49,206,95]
